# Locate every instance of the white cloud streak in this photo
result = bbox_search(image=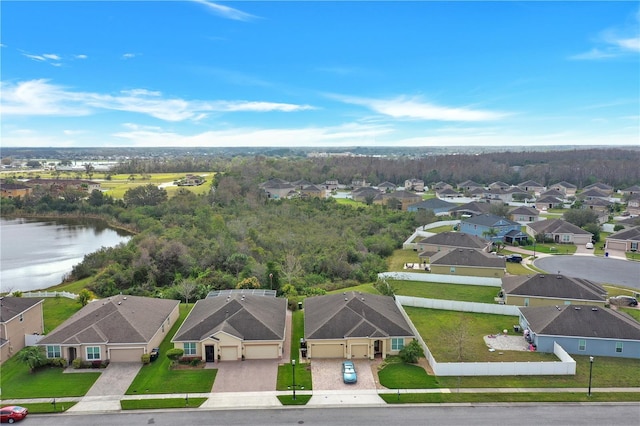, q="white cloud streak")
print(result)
[333,95,507,122]
[0,80,315,121]
[192,0,259,22]
[569,9,640,60]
